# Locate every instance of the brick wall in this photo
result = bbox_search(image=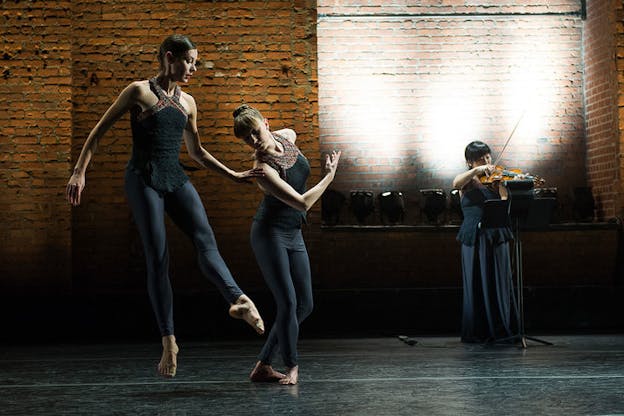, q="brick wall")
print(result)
[318,0,586,224]
[1,0,622,300]
[584,0,620,220]
[69,0,320,293]
[618,0,624,215]
[1,0,318,294]
[1,2,73,293]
